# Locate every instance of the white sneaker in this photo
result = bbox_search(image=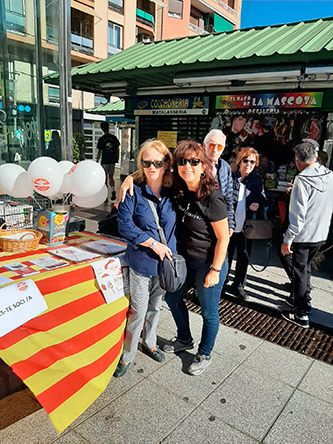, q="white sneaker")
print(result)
[188,353,211,376]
